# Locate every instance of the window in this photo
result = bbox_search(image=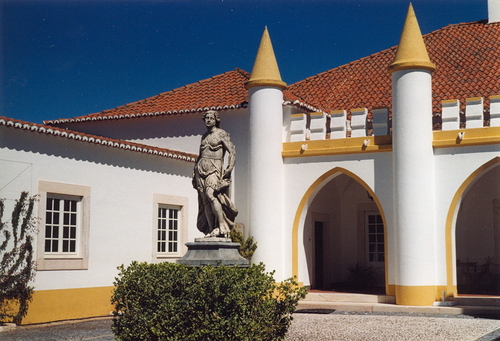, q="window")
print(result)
[366,212,384,263]
[157,205,180,254]
[45,195,80,254]
[153,194,188,260]
[37,181,90,270]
